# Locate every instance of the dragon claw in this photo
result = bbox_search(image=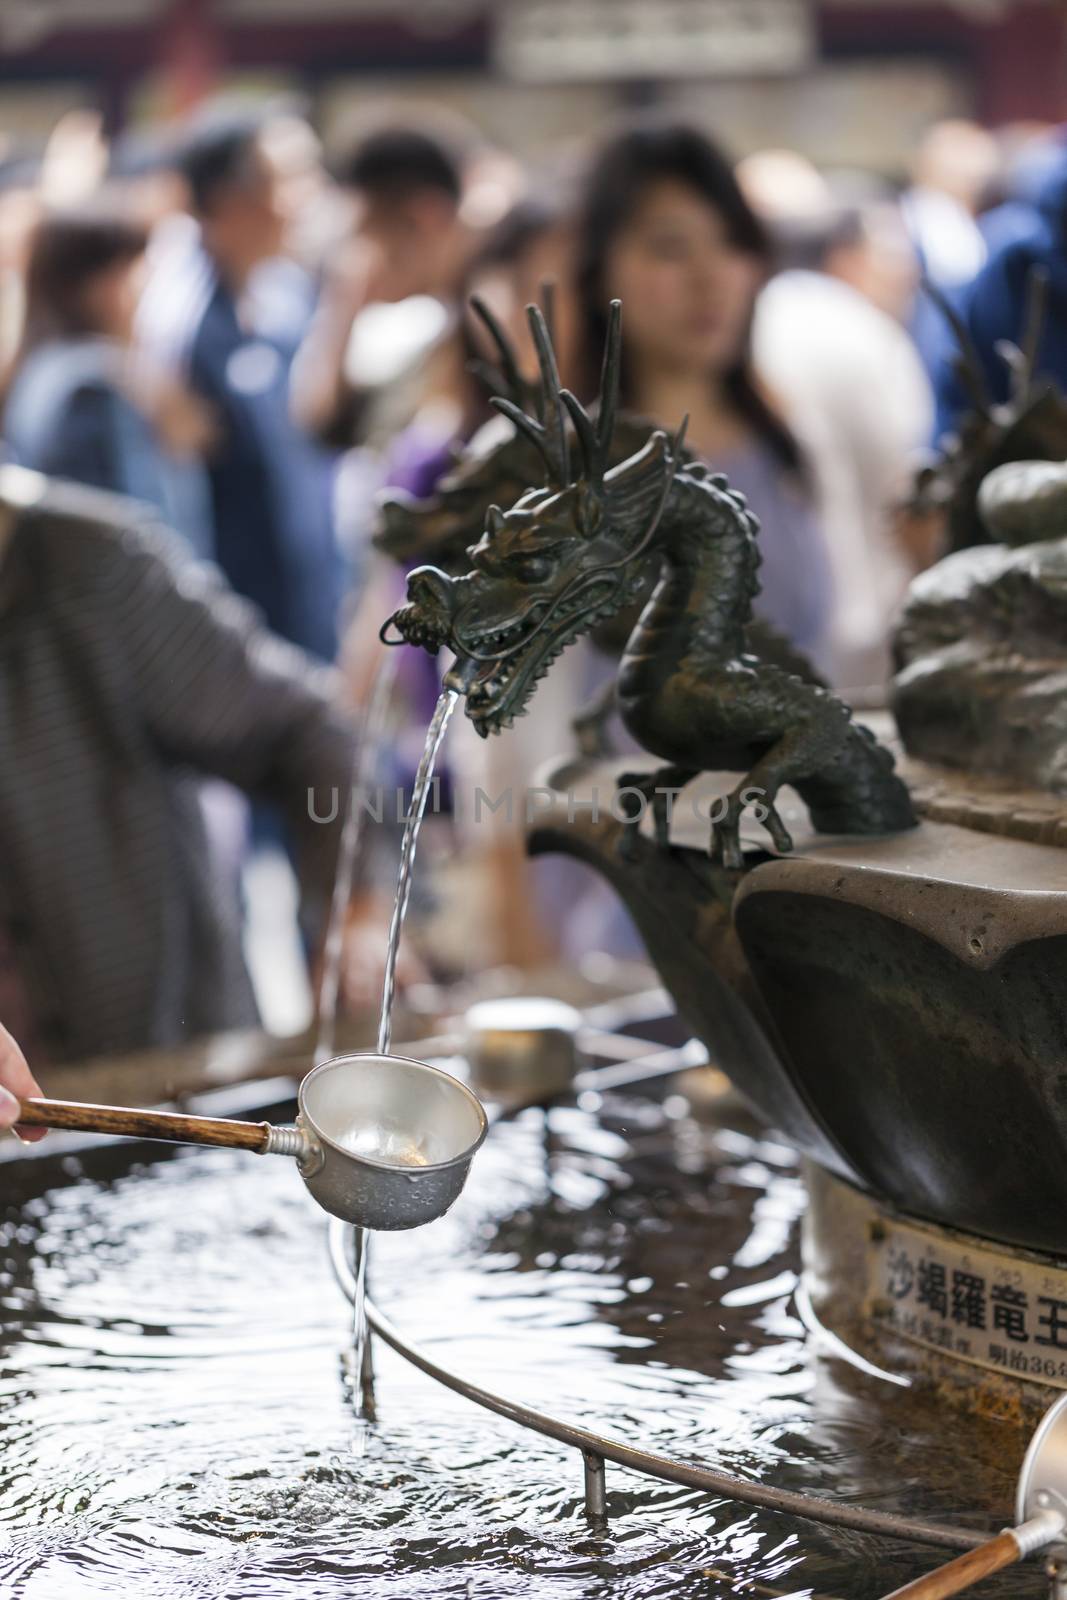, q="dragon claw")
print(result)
[710,785,793,869]
[710,824,743,871]
[763,804,794,855]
